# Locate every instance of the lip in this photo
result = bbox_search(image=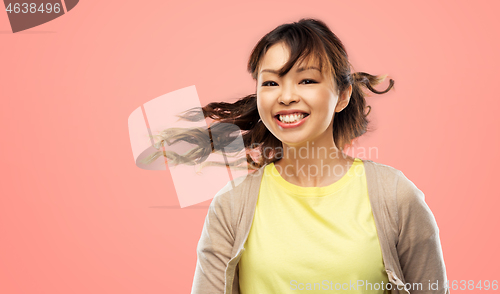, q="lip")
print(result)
[274,109,309,116]
[274,113,310,129]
